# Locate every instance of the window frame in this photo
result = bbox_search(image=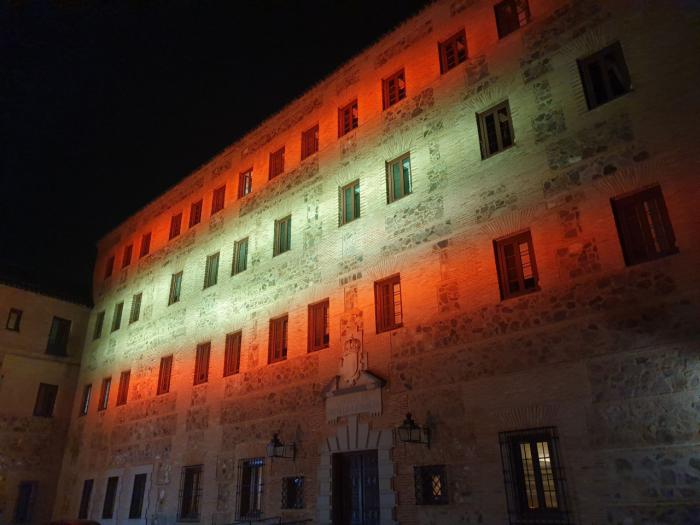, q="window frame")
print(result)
[169,212,183,240]
[194,342,211,385]
[129,292,142,324]
[157,355,173,395]
[178,465,203,521]
[128,473,148,519]
[33,382,58,417]
[93,311,105,340]
[308,299,330,352]
[438,29,468,74]
[414,465,449,505]
[494,0,530,39]
[338,99,358,137]
[281,476,305,510]
[493,230,540,300]
[301,124,319,160]
[339,180,361,225]
[224,331,242,377]
[111,302,123,332]
[211,185,226,215]
[169,271,183,305]
[382,69,407,110]
[78,478,94,519]
[268,146,285,180]
[238,169,253,198]
[116,370,130,406]
[139,232,151,258]
[101,476,119,519]
[79,384,92,416]
[268,314,288,364]
[46,316,71,356]
[6,307,22,332]
[236,458,264,520]
[477,100,515,159]
[273,216,292,256]
[386,152,413,203]
[104,256,115,279]
[189,199,203,228]
[203,252,220,289]
[374,274,403,334]
[13,481,37,523]
[122,244,133,268]
[232,237,249,275]
[97,377,111,411]
[578,41,631,110]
